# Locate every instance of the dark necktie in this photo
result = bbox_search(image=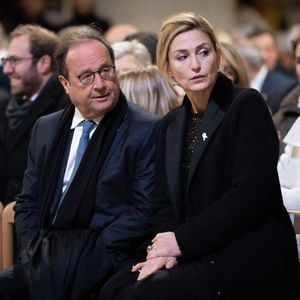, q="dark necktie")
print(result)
[52,120,94,222]
[72,120,95,176]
